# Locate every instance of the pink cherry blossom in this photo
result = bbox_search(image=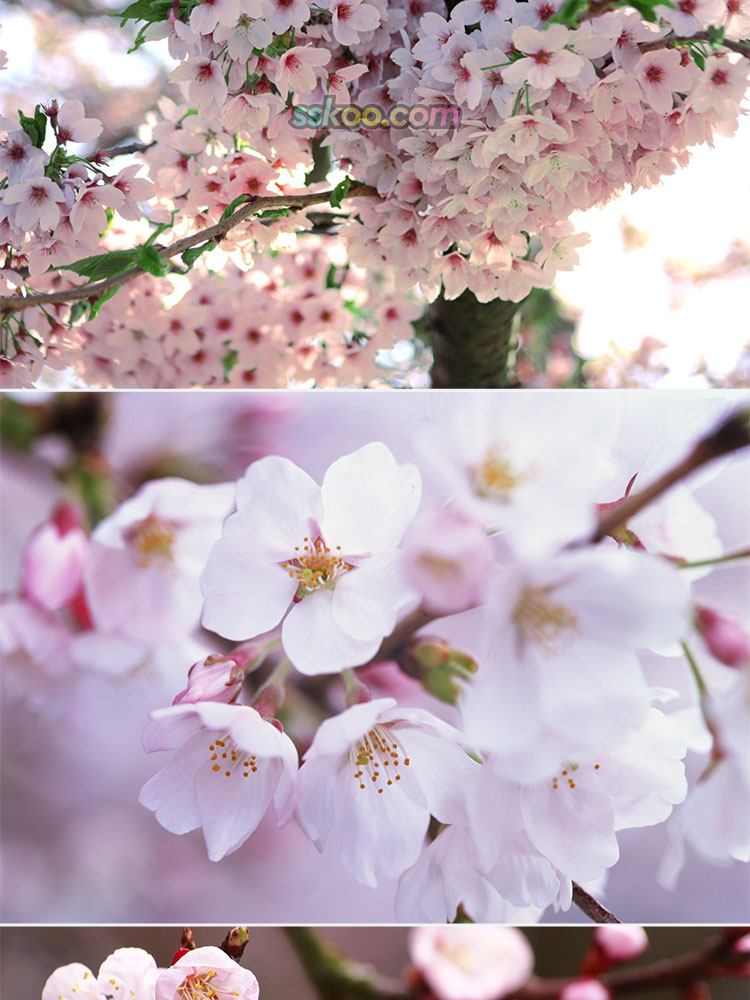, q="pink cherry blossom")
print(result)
[409,926,534,1000]
[55,99,103,143]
